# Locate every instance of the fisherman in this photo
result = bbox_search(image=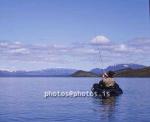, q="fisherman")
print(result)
[91,70,123,97]
[99,71,116,88]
